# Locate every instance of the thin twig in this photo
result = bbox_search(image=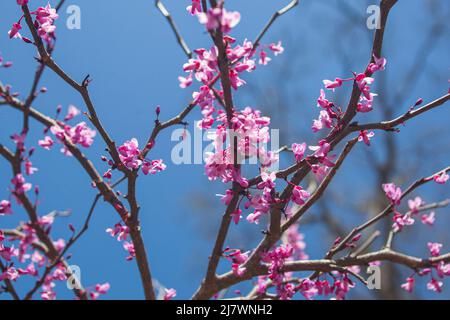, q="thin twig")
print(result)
[155,0,192,58]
